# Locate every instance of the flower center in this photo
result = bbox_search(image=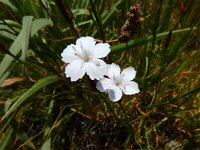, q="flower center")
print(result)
[114,76,122,86]
[72,43,92,62]
[80,41,92,62]
[83,51,91,62]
